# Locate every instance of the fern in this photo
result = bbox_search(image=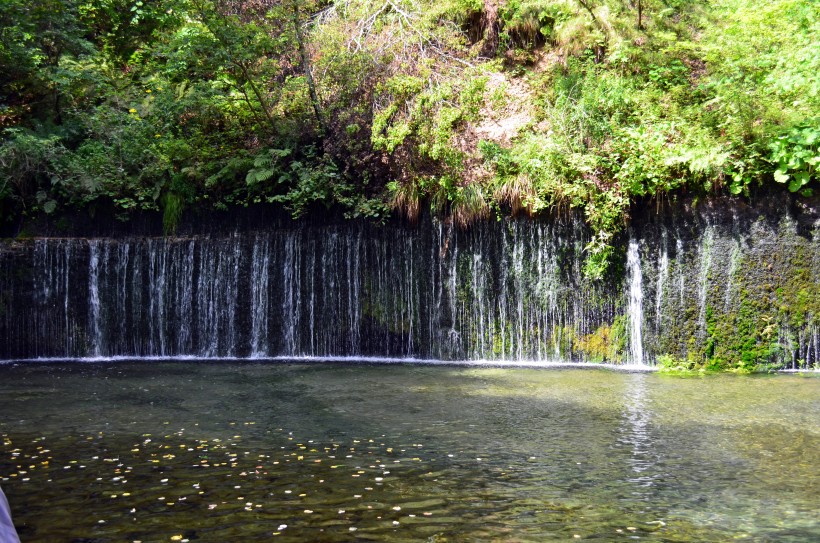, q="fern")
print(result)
[246,148,292,186]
